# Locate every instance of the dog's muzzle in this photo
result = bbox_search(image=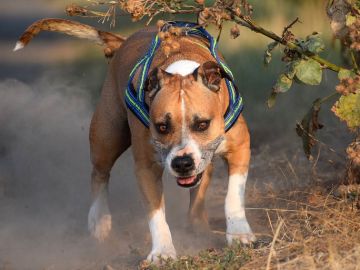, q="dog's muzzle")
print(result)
[152,135,224,188]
